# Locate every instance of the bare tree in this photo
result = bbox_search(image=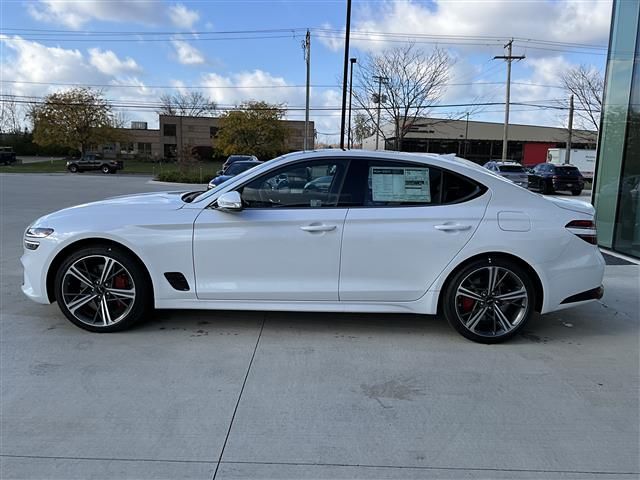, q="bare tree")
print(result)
[158,90,217,117]
[0,94,22,134]
[561,65,603,132]
[353,44,452,151]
